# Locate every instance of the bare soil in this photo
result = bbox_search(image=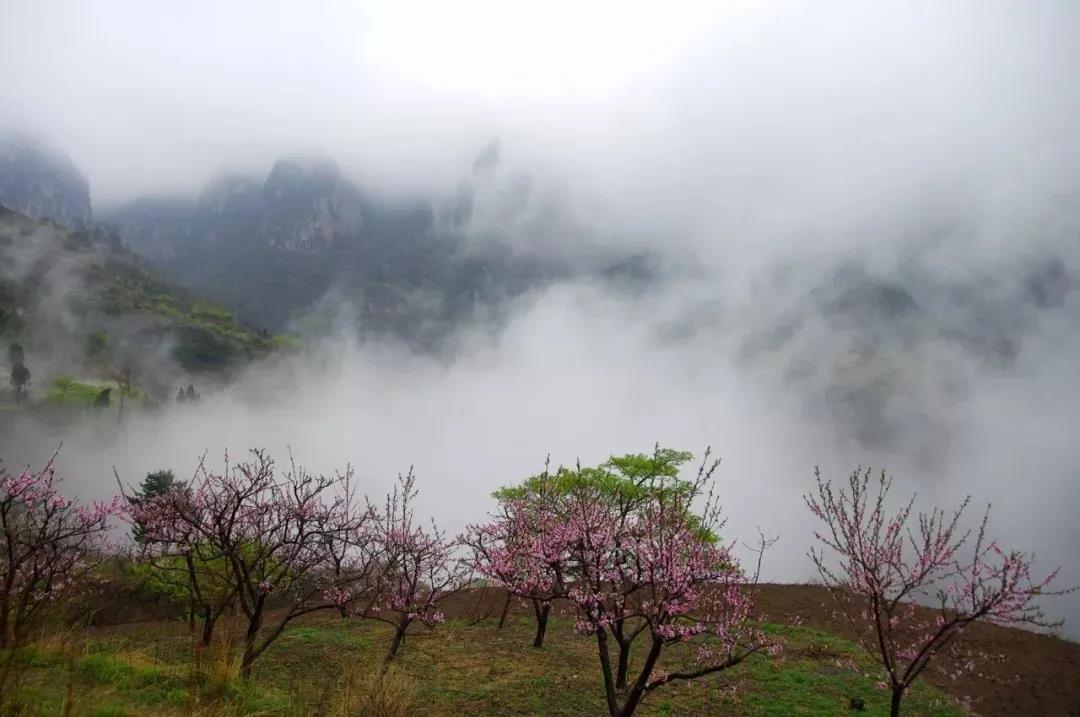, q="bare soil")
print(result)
[446,584,1080,717]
